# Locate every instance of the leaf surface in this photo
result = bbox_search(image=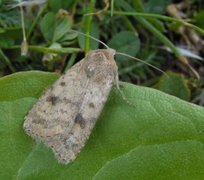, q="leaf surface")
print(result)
[0,71,204,180]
